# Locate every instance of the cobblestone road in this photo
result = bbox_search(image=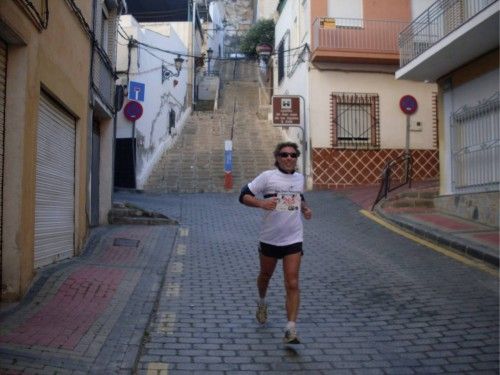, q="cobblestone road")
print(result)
[121,191,499,375]
[0,191,498,374]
